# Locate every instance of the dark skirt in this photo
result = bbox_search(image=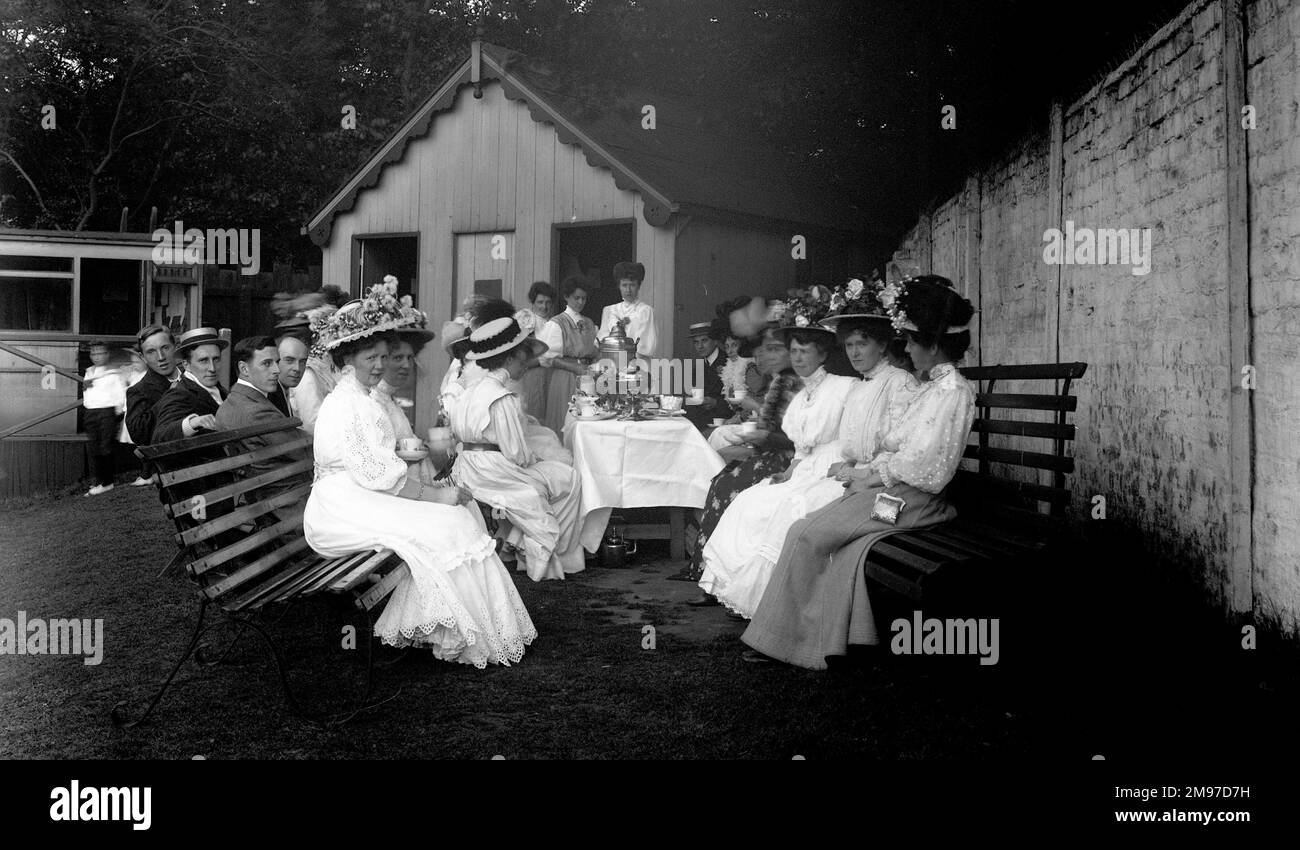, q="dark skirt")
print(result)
[673,448,793,581]
[740,482,956,669]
